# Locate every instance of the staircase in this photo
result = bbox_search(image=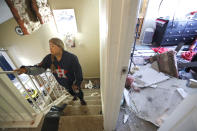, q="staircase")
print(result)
[58,89,103,131]
[1,89,103,131]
